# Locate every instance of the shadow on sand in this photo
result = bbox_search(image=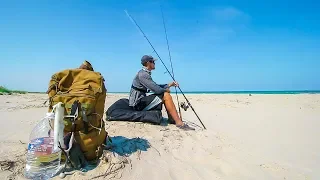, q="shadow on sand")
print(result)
[58,136,151,176]
[159,117,175,126]
[107,136,151,156]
